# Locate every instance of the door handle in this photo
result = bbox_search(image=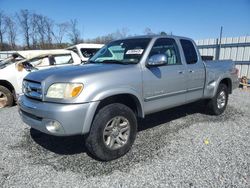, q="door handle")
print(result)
[178,71,184,74]
[189,70,194,73]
